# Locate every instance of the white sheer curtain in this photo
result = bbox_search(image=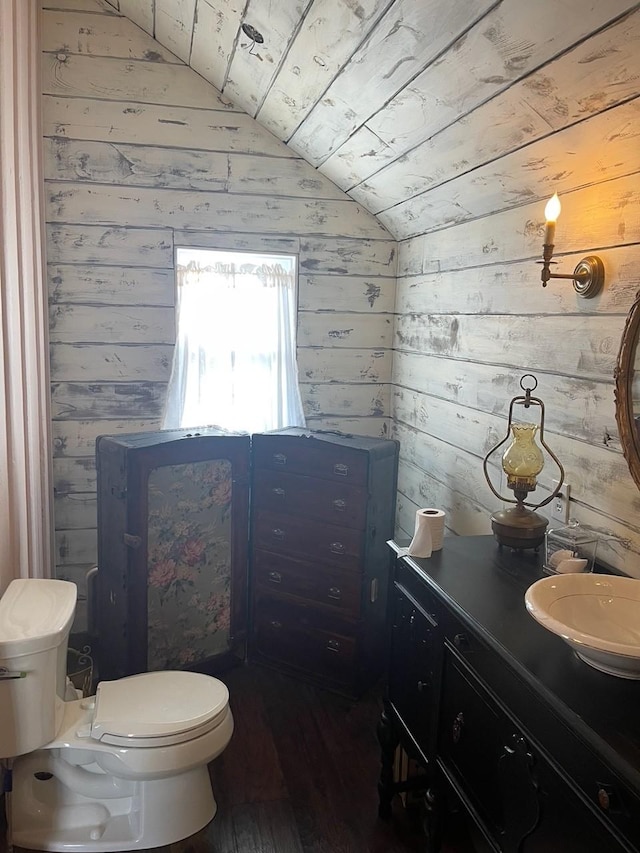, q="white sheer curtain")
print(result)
[0,0,54,594]
[162,254,306,433]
